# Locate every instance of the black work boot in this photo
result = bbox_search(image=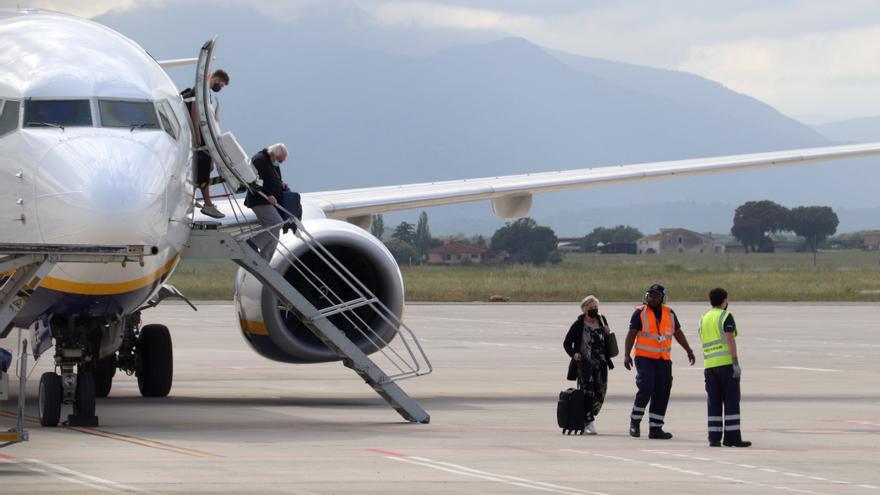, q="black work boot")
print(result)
[723,440,752,447]
[648,428,673,439]
[629,421,640,438]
